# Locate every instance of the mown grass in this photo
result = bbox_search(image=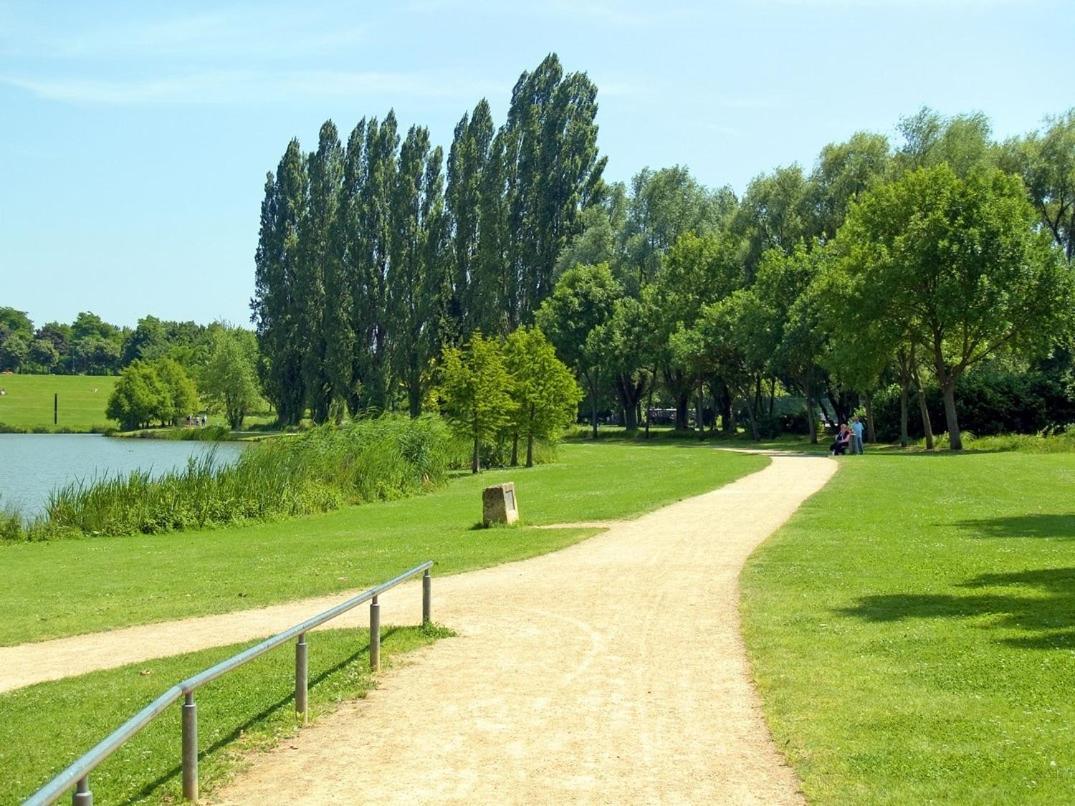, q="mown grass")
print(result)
[0,375,117,432]
[742,452,1075,803]
[3,625,449,805]
[1,443,766,645]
